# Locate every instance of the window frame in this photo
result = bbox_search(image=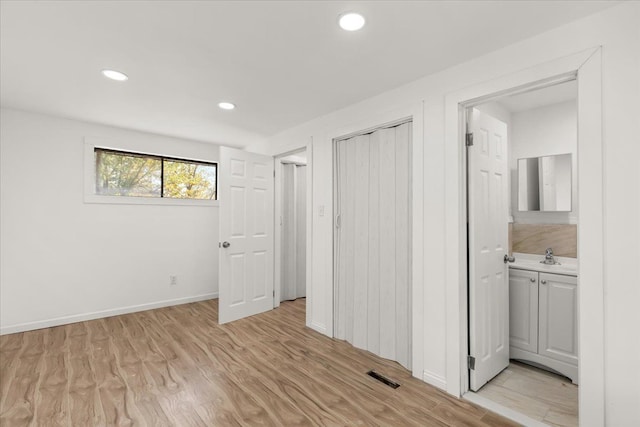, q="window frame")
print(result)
[84,138,219,207]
